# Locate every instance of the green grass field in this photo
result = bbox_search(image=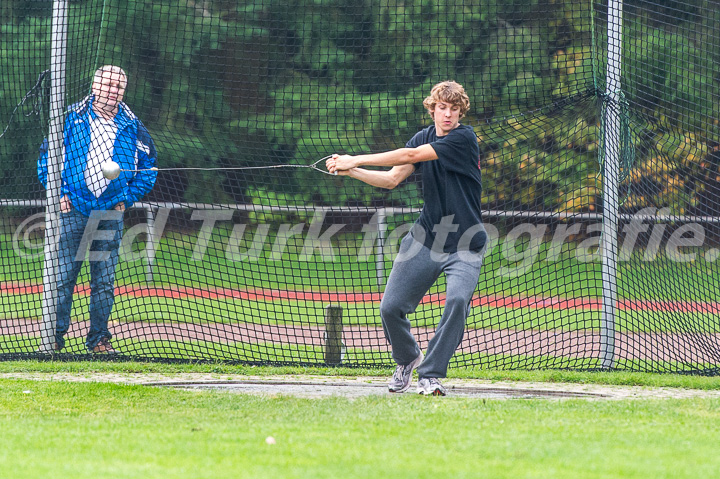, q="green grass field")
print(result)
[1,362,719,479]
[5,290,720,334]
[2,229,719,370]
[4,230,720,299]
[4,229,720,335]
